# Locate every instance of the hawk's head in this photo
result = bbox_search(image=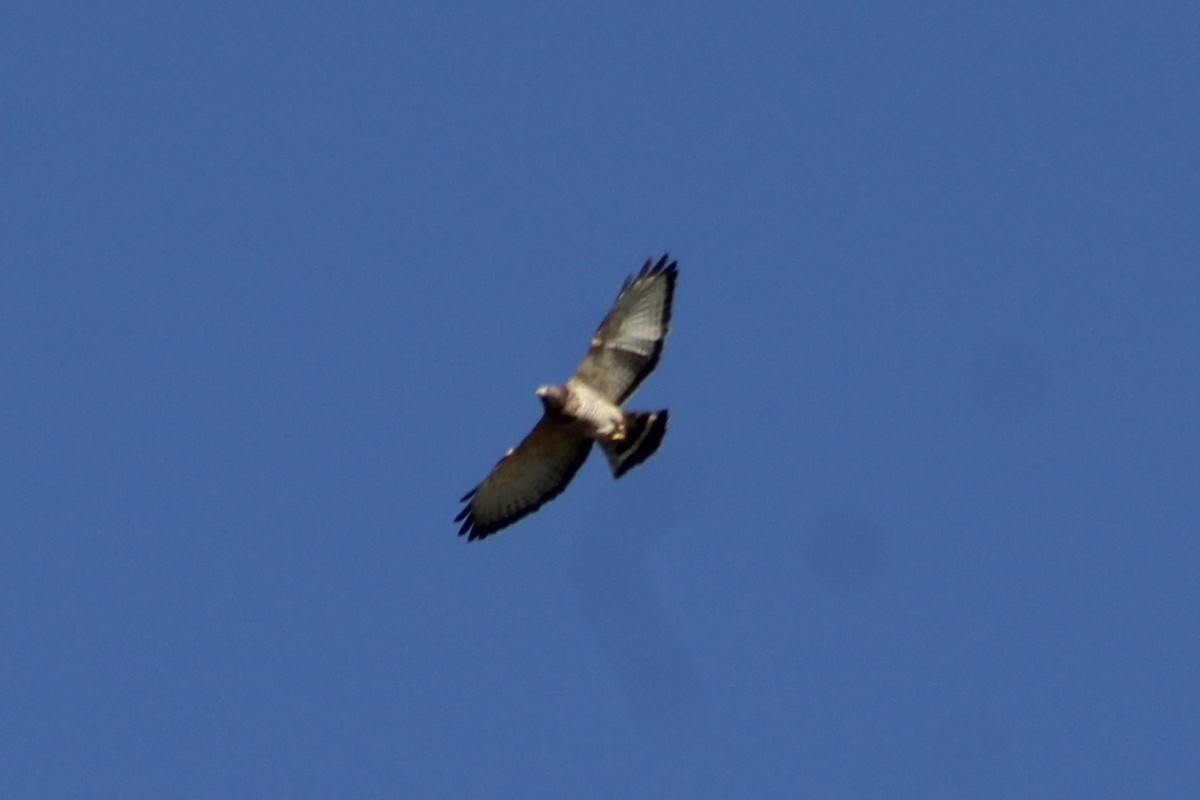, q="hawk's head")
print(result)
[536,384,567,414]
